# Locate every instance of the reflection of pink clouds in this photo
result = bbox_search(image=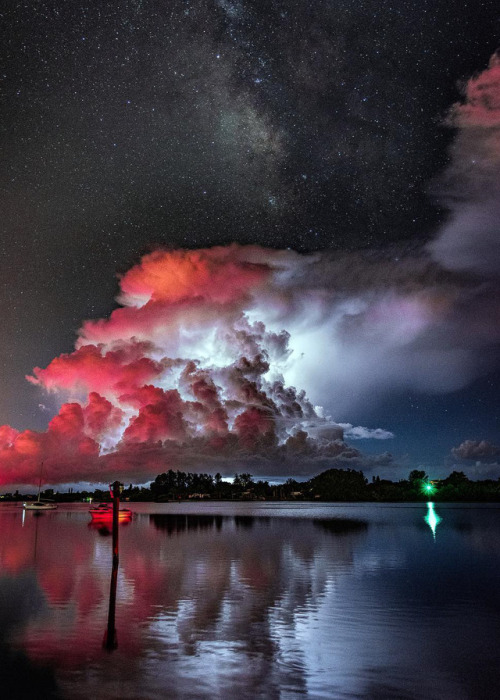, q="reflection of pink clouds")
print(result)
[123,549,170,610]
[76,571,105,617]
[38,565,76,605]
[3,512,364,672]
[22,623,141,669]
[0,518,35,573]
[239,551,273,590]
[14,515,140,667]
